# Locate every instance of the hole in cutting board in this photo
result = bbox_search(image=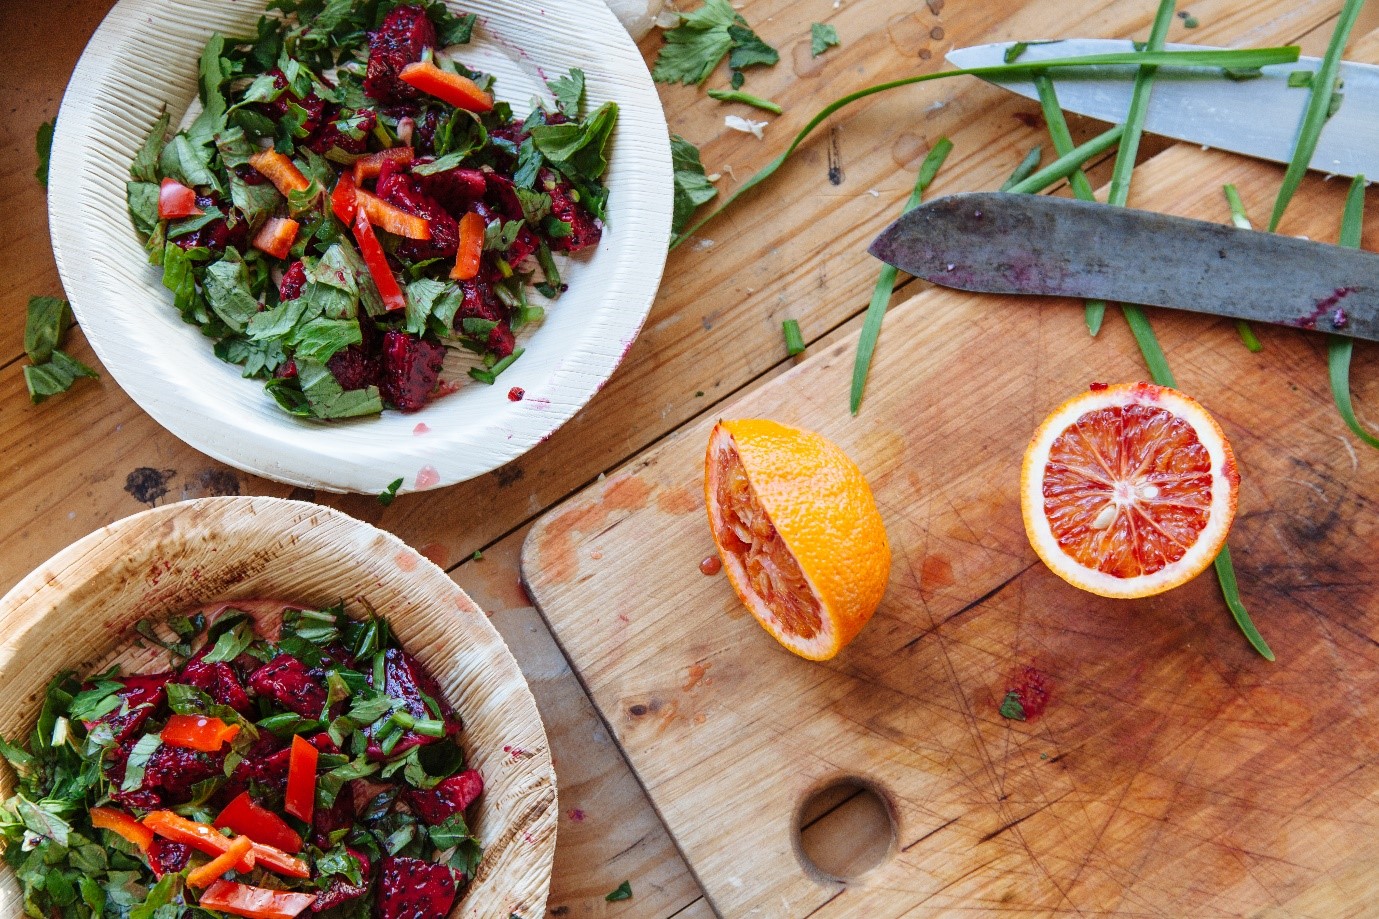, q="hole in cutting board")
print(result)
[794,778,897,881]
